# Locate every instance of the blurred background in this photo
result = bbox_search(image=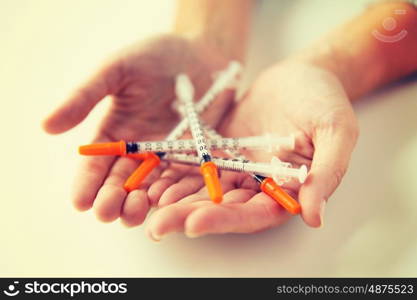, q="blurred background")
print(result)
[1,0,416,277]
